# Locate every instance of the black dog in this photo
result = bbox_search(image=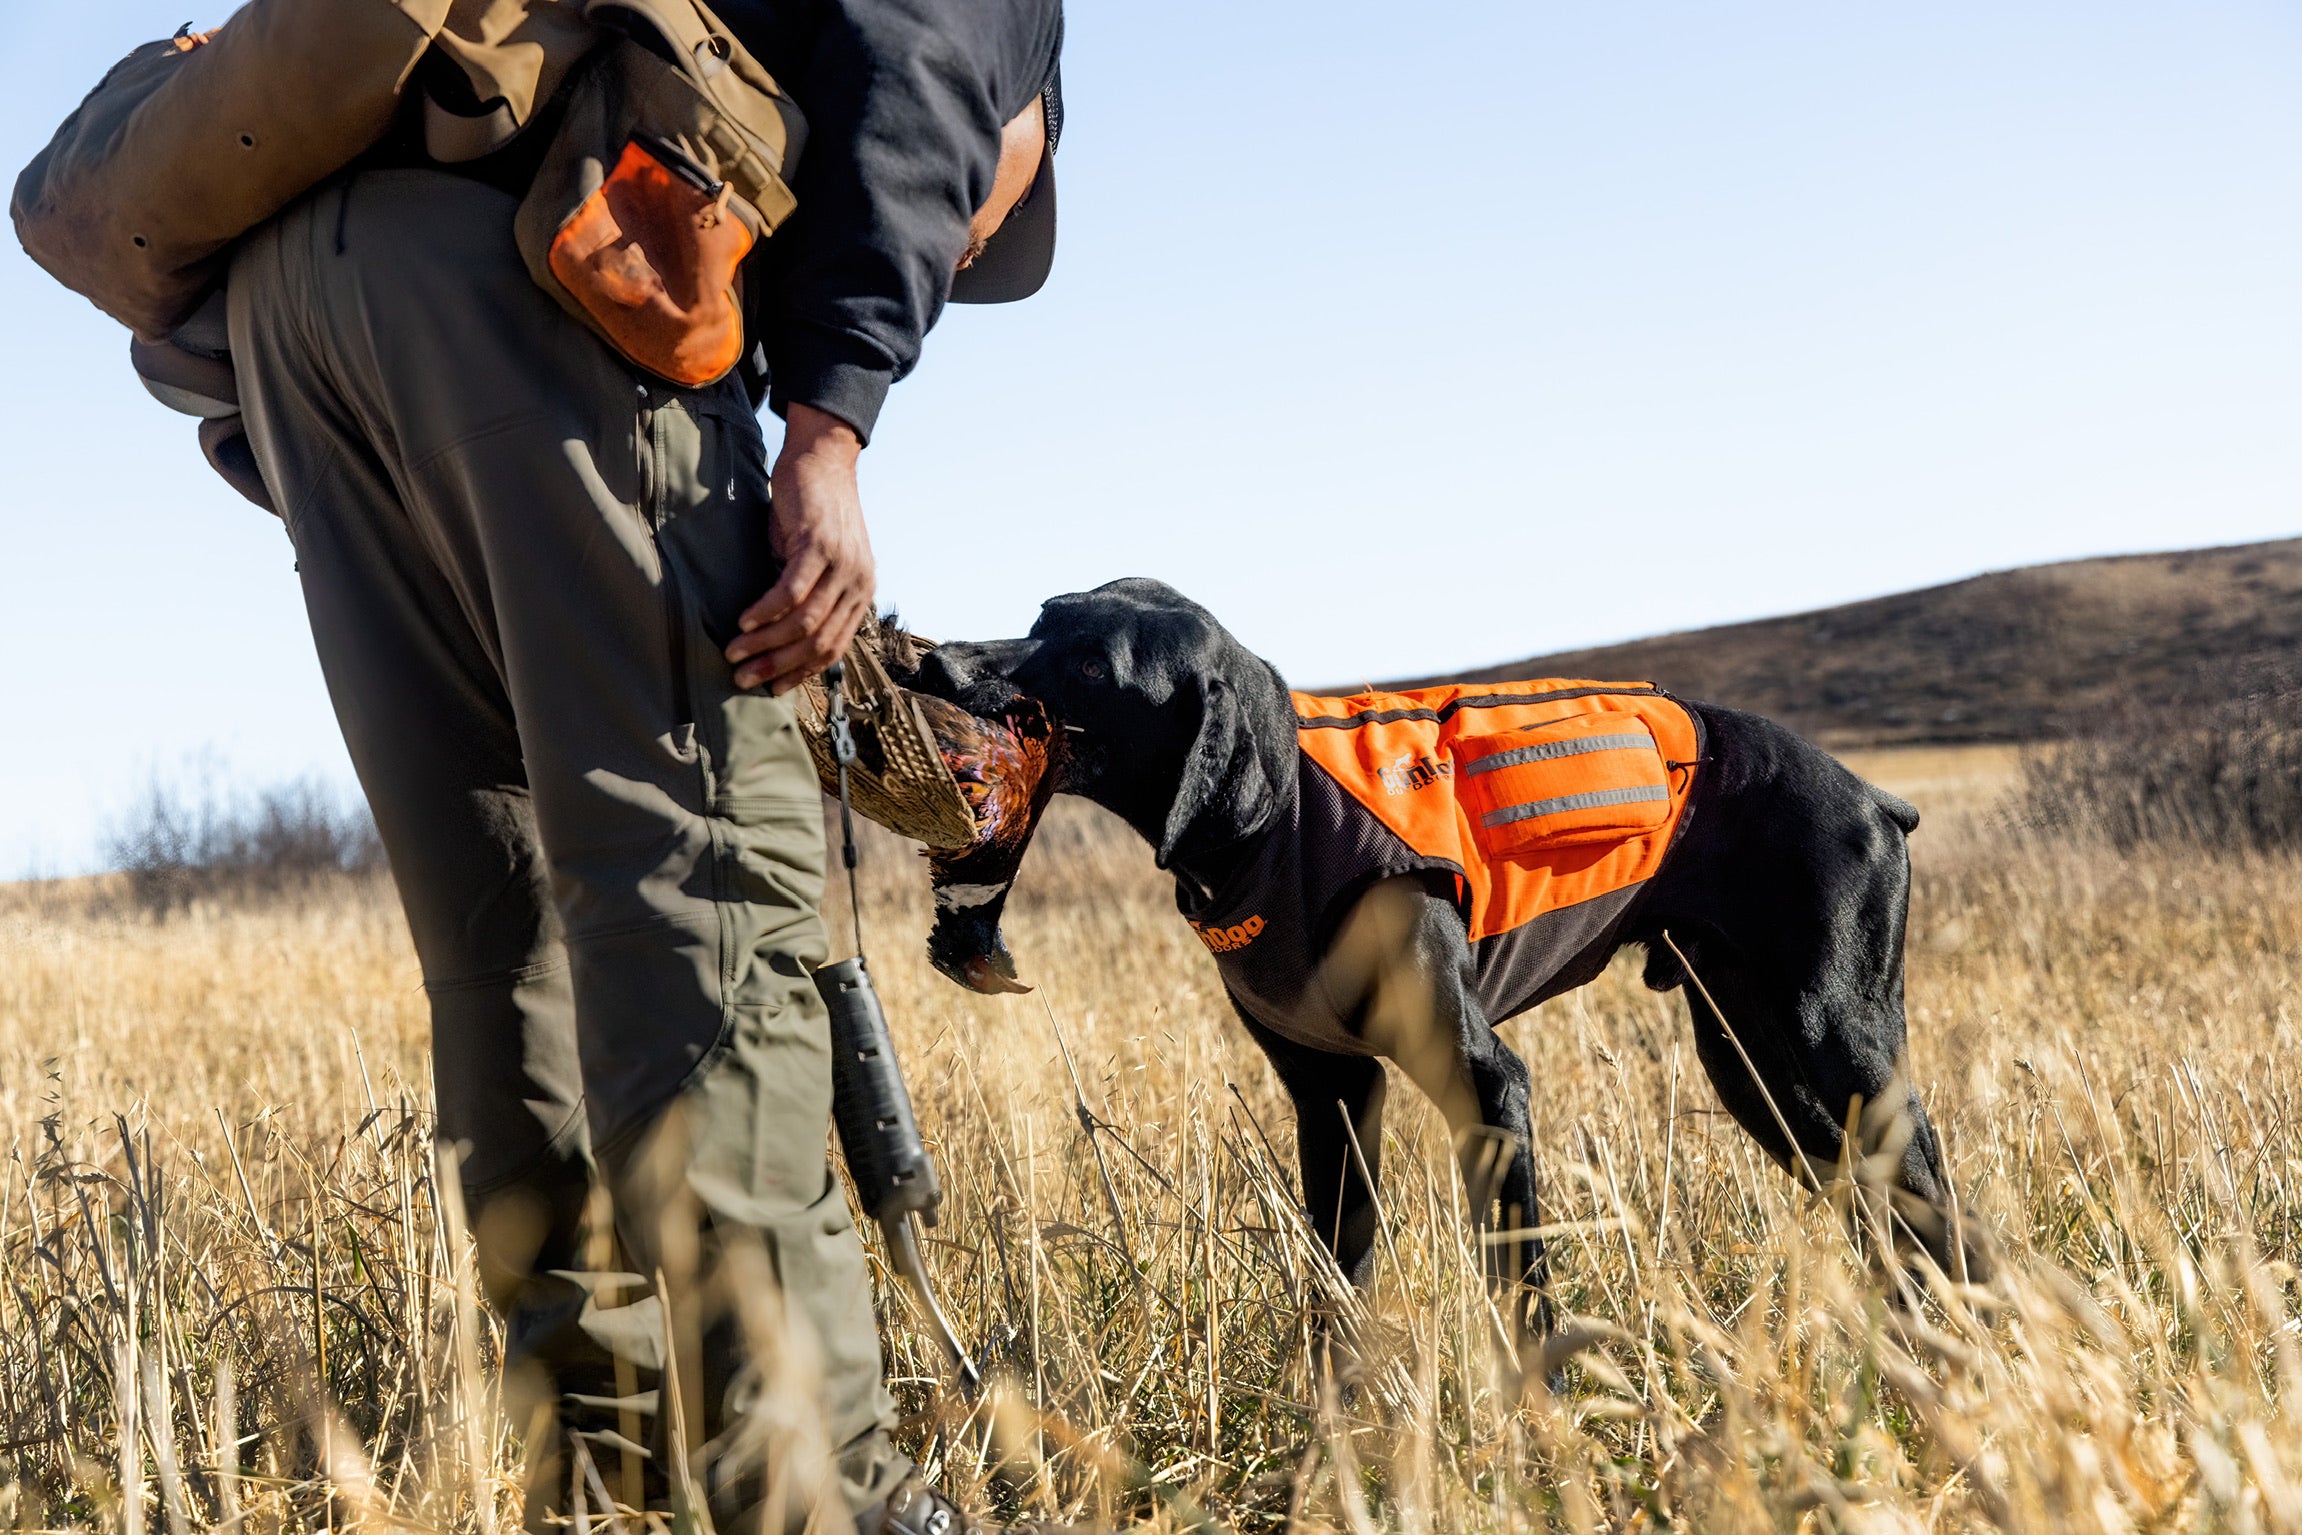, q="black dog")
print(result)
[911,579,1987,1360]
